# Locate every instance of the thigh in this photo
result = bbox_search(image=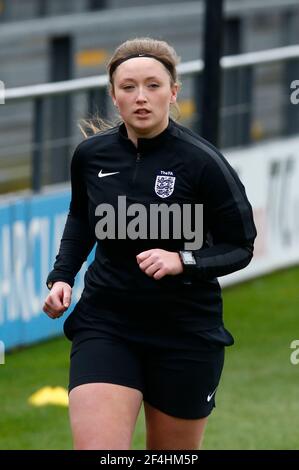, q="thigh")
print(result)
[69,382,143,450]
[144,401,208,450]
[67,333,145,449]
